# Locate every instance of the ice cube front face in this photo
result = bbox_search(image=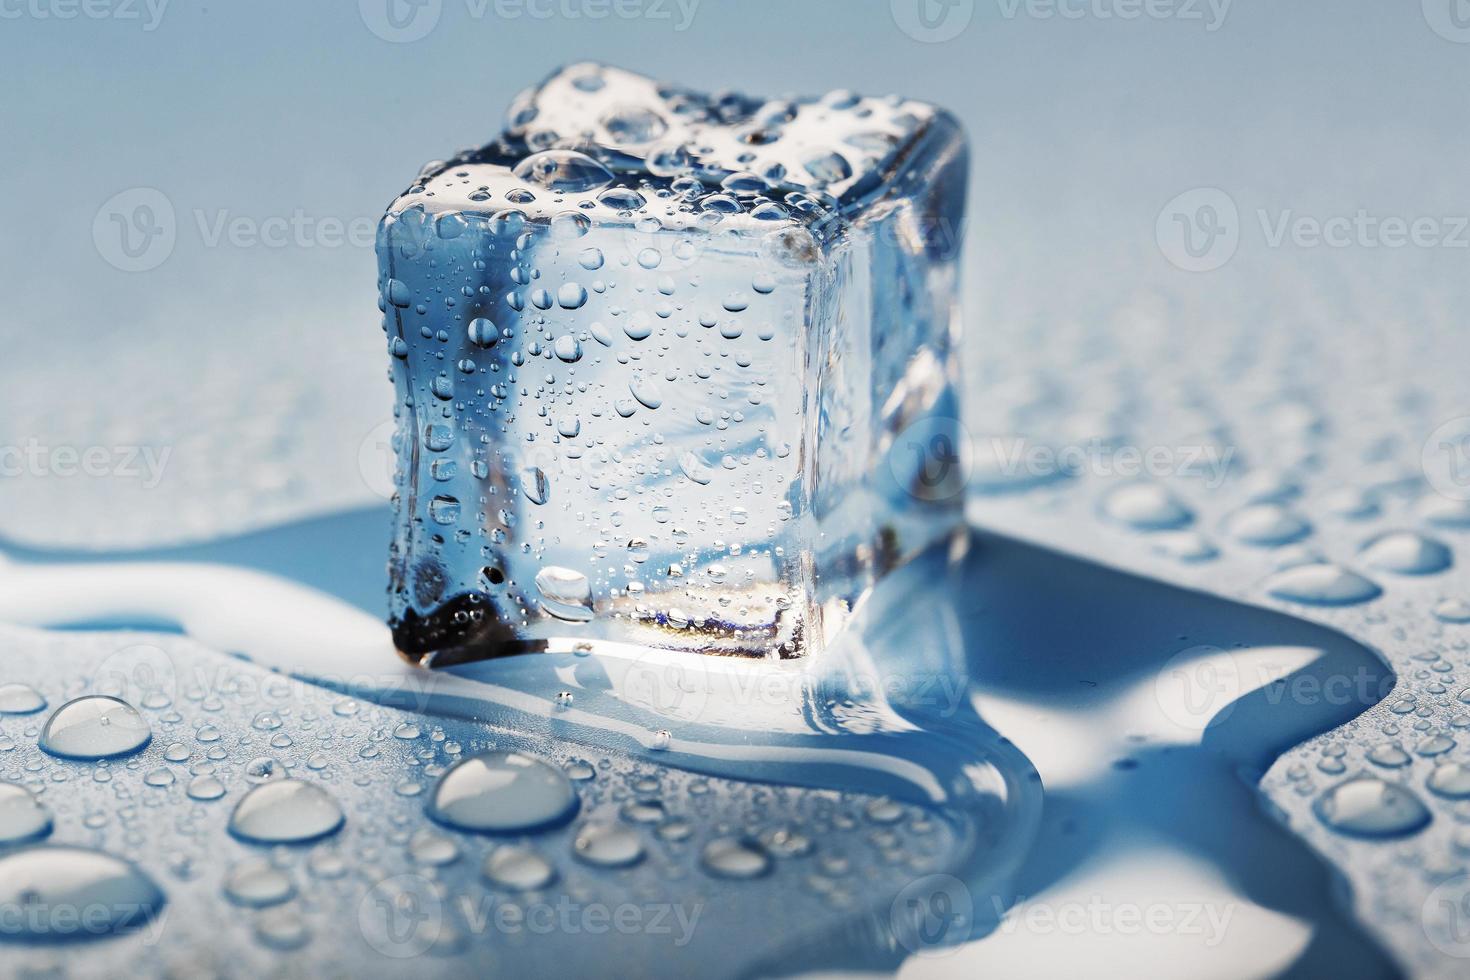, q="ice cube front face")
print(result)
[379,64,967,668]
